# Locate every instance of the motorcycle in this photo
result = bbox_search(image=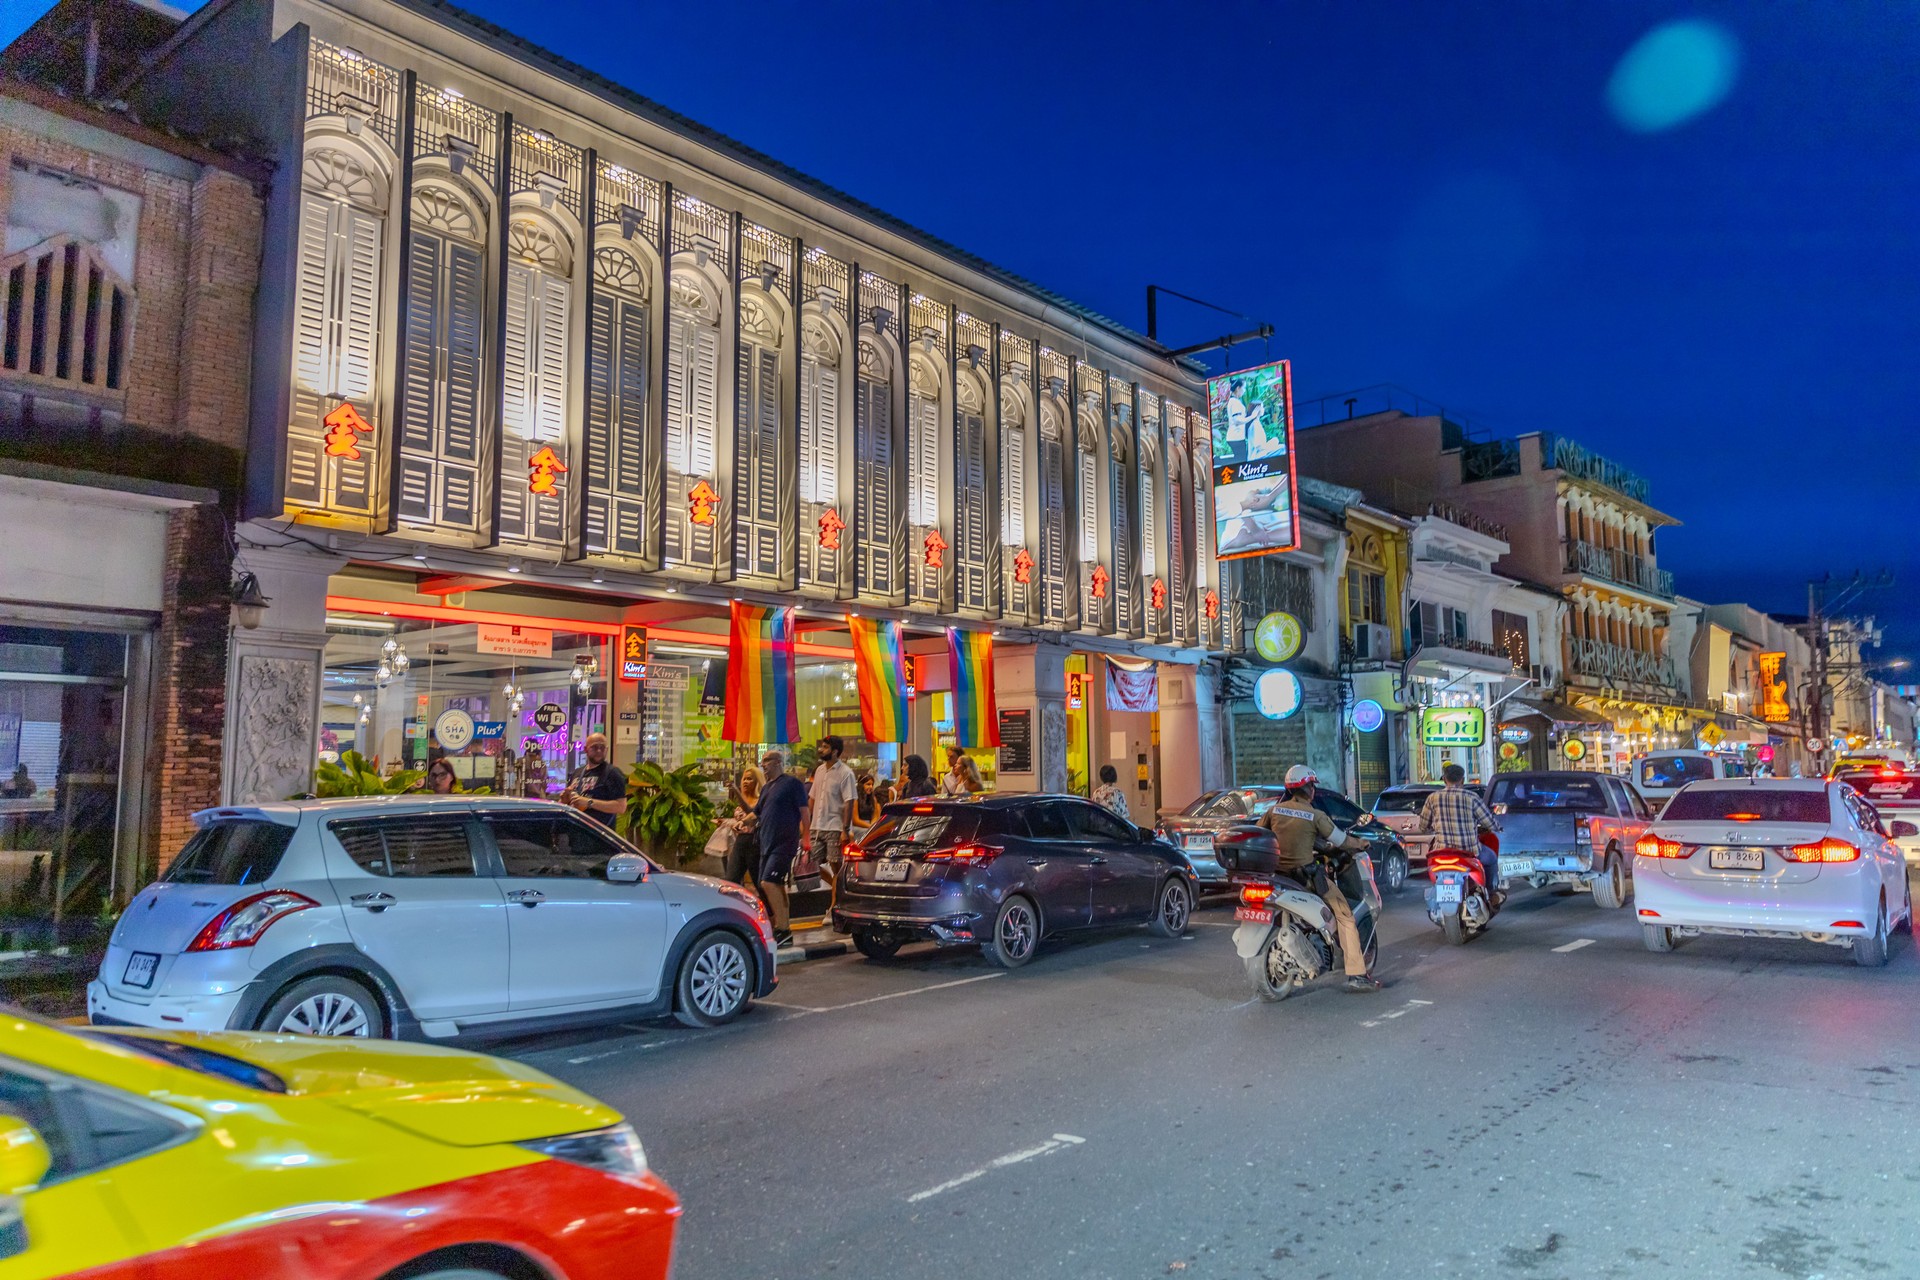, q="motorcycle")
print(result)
[1231,845,1381,1001]
[1424,832,1501,945]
